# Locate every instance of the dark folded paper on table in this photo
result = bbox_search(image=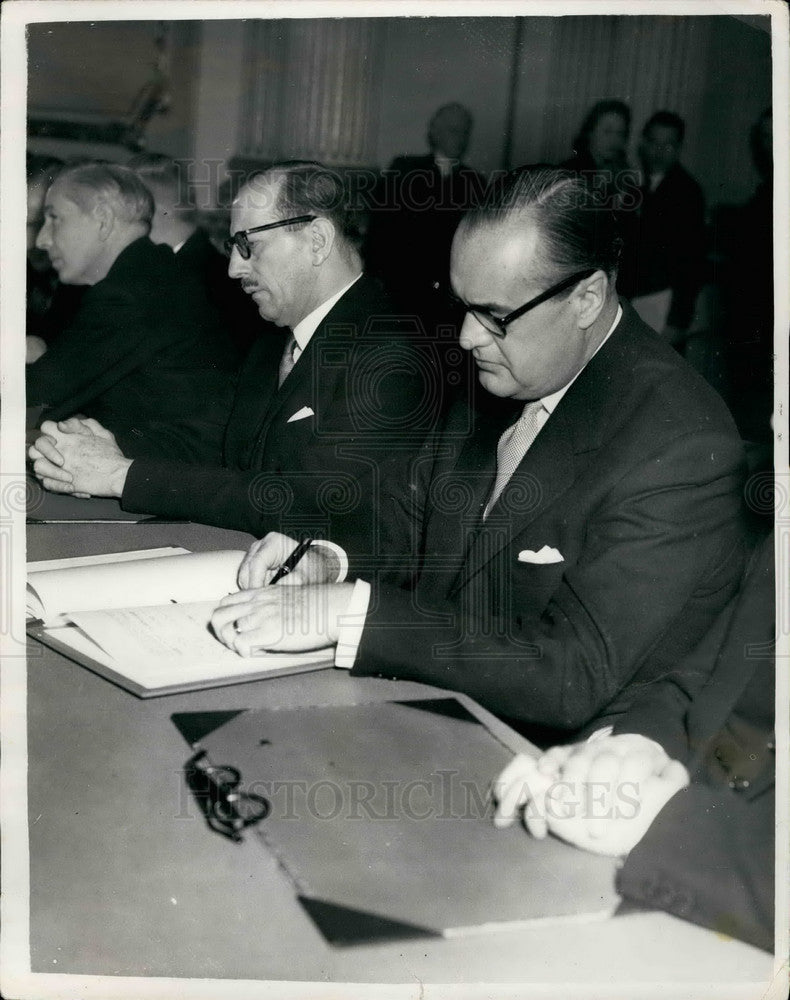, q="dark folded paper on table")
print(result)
[180,697,620,944]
